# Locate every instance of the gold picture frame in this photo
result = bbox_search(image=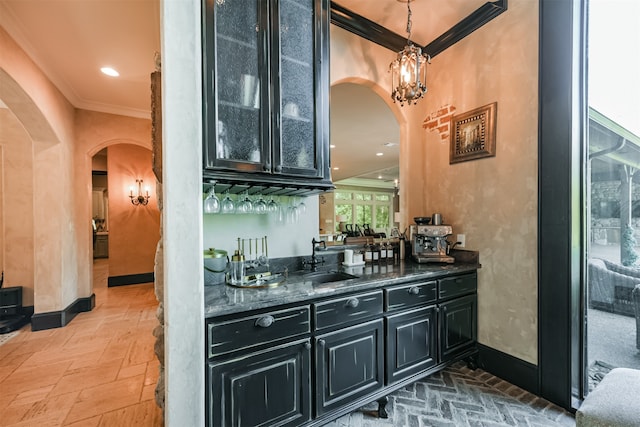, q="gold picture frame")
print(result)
[449,102,497,164]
